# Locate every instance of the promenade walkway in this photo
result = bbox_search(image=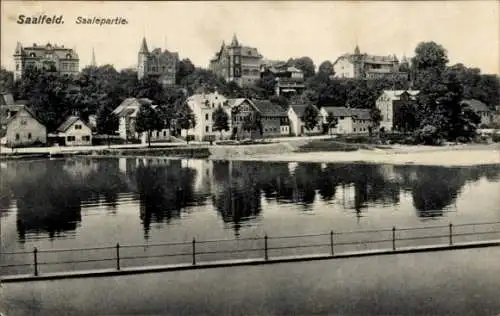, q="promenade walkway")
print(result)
[1,247,499,316]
